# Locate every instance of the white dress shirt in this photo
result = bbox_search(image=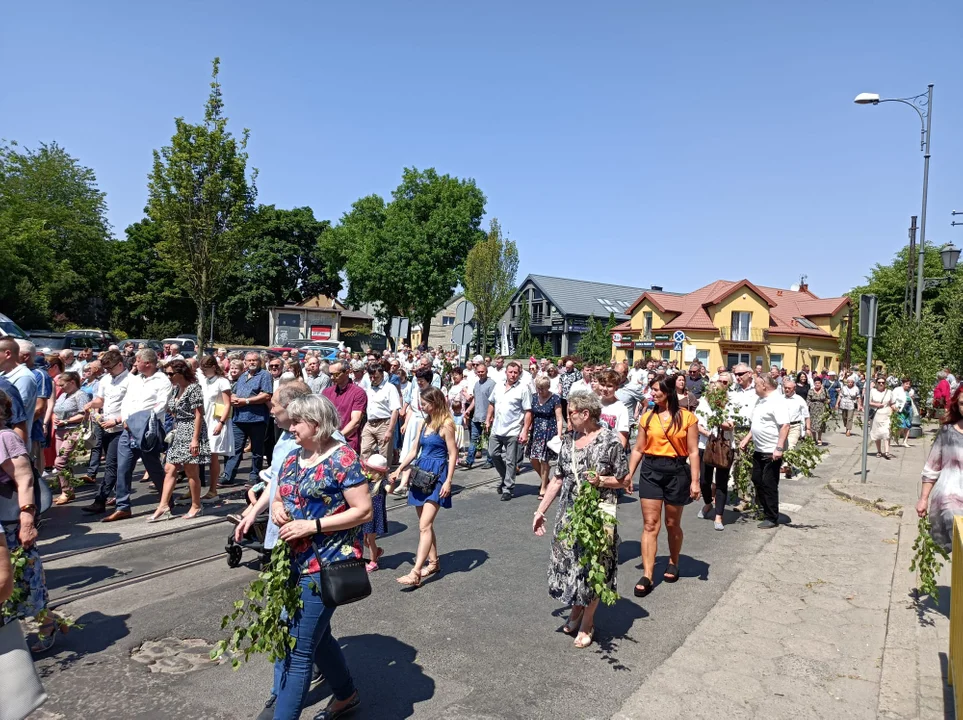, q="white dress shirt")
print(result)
[120,370,172,422]
[97,370,131,433]
[782,393,810,424]
[488,380,532,437]
[728,383,758,427]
